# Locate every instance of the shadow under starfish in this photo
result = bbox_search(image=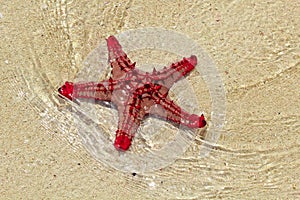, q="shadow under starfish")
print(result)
[58,36,206,151]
